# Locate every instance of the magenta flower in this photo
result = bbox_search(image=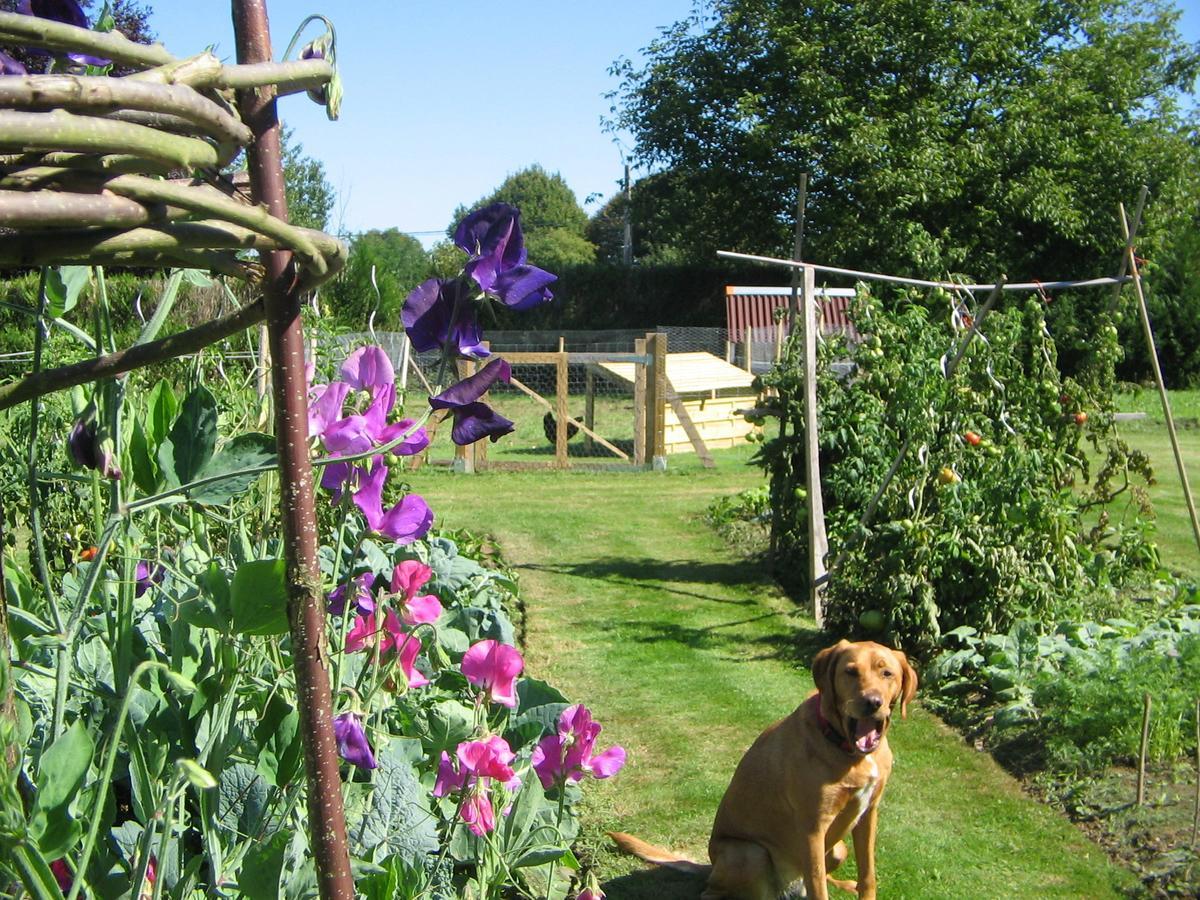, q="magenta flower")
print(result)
[309,347,432,541]
[454,203,556,310]
[345,461,434,543]
[328,571,376,616]
[461,639,524,707]
[429,358,515,446]
[433,736,520,836]
[531,704,626,790]
[333,711,376,770]
[391,559,443,625]
[344,611,430,689]
[402,278,489,359]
